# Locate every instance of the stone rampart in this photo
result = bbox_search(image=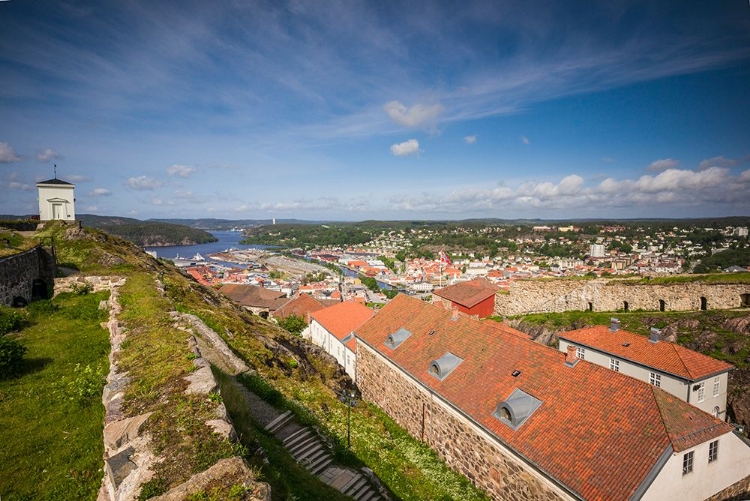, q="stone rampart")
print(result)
[356,343,570,501]
[0,246,56,306]
[495,278,750,316]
